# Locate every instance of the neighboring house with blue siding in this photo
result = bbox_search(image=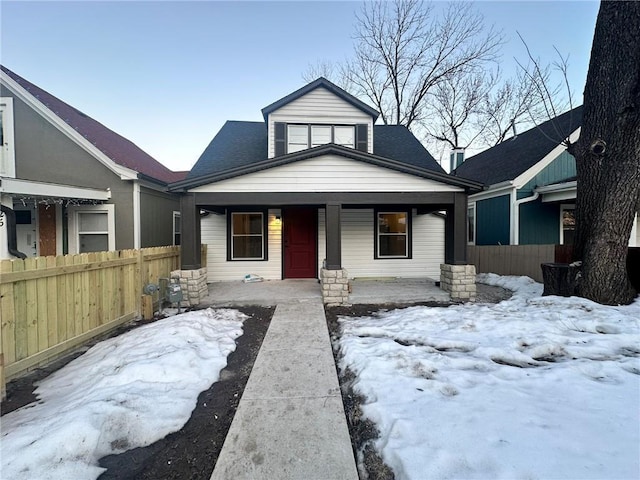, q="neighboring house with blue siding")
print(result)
[455,106,639,247]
